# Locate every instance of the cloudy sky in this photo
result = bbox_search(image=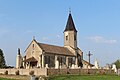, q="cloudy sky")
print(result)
[0,0,120,66]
